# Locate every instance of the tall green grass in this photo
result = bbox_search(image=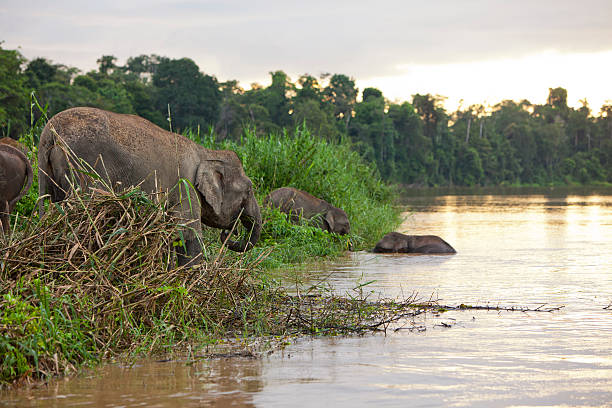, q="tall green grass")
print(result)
[10,96,45,222]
